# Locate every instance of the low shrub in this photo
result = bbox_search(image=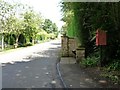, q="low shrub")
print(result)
[101,73,119,84]
[80,56,99,67]
[25,42,33,46]
[106,60,120,71]
[18,42,33,47]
